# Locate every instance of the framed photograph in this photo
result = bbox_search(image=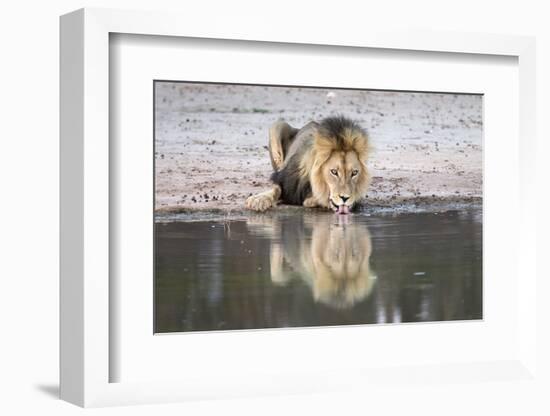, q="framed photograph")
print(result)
[60,8,539,408]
